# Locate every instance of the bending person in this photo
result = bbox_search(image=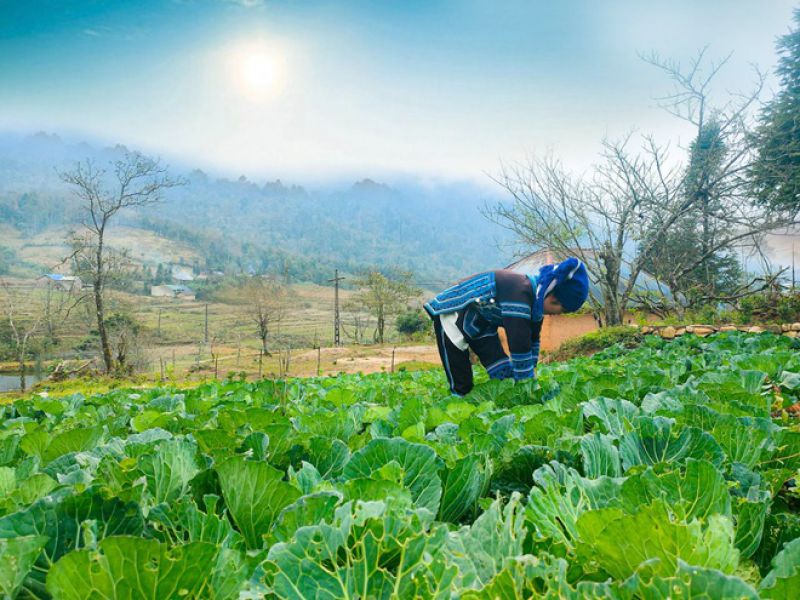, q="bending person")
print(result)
[424,257,589,396]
